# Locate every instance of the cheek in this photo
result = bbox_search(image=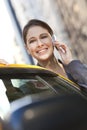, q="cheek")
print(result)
[27,45,36,55]
[47,40,53,46]
[48,41,54,49]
